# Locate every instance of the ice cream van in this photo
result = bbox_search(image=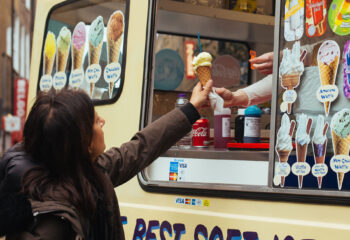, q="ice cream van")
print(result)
[29,0,350,239]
